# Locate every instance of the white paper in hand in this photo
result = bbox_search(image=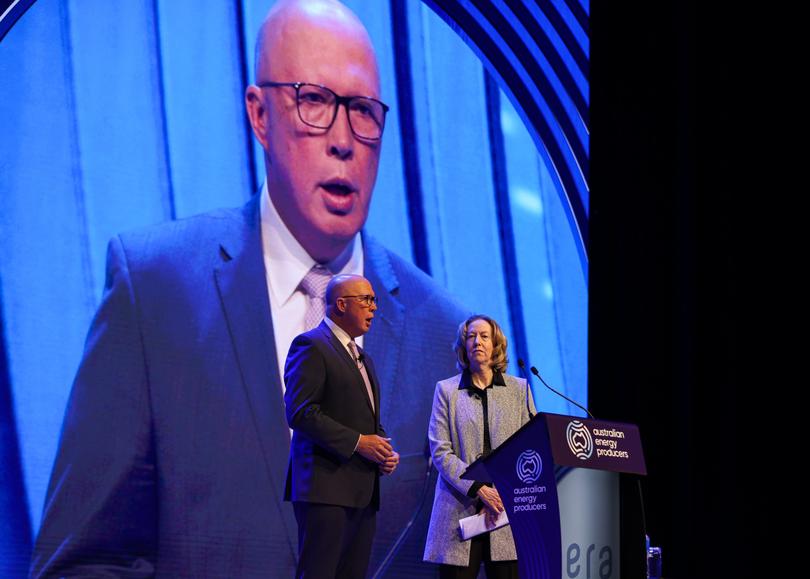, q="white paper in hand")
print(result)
[458,509,510,541]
